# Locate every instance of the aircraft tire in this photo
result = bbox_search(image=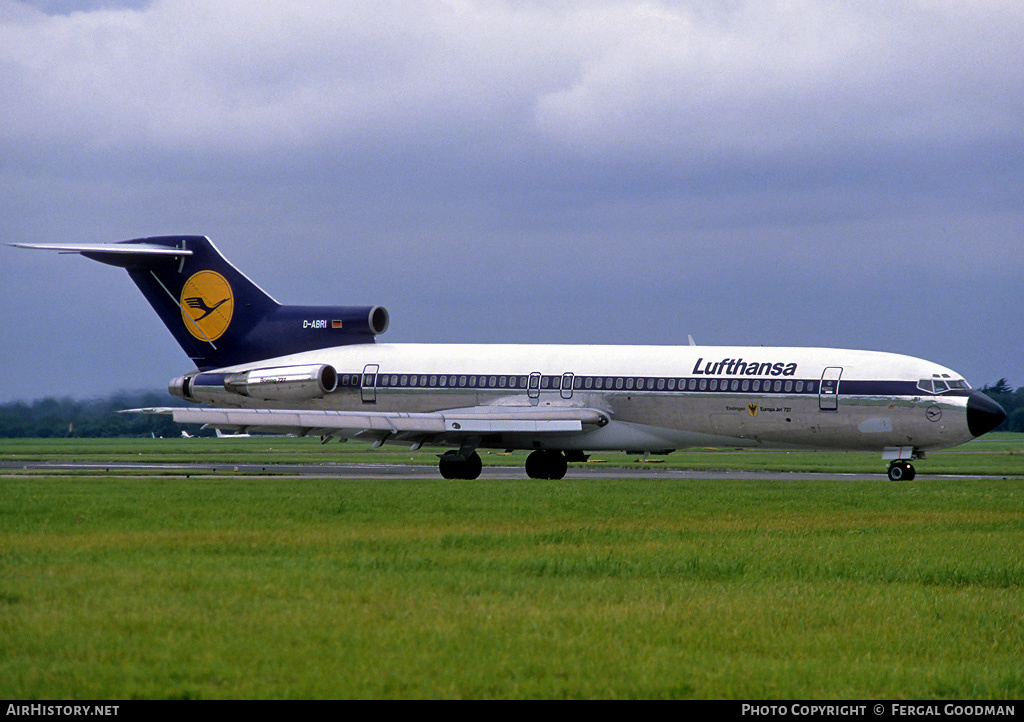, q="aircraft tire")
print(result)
[439,452,482,480]
[887,461,915,481]
[525,450,567,480]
